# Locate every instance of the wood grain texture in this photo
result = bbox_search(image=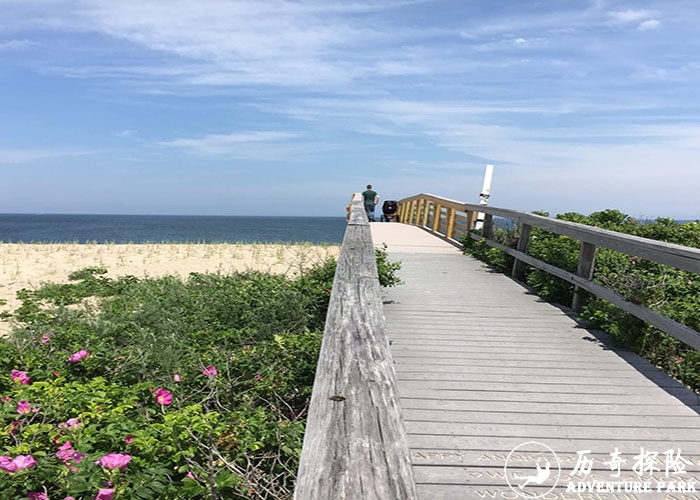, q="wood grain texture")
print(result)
[294,199,417,500]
